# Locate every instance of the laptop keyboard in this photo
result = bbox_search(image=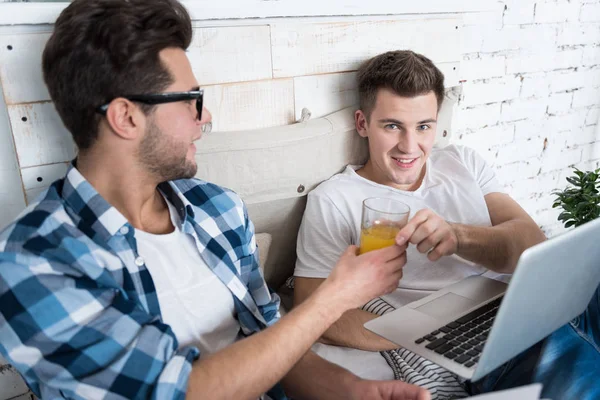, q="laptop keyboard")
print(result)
[414,296,503,369]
